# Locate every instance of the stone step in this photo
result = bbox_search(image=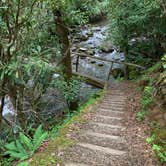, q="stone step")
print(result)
[103,99,126,103]
[103,96,126,98]
[103,96,126,102]
[101,102,125,106]
[106,93,125,95]
[93,115,123,125]
[97,110,125,117]
[99,107,124,111]
[78,143,126,155]
[87,122,125,135]
[79,132,128,151]
[64,143,128,166]
[65,162,89,166]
